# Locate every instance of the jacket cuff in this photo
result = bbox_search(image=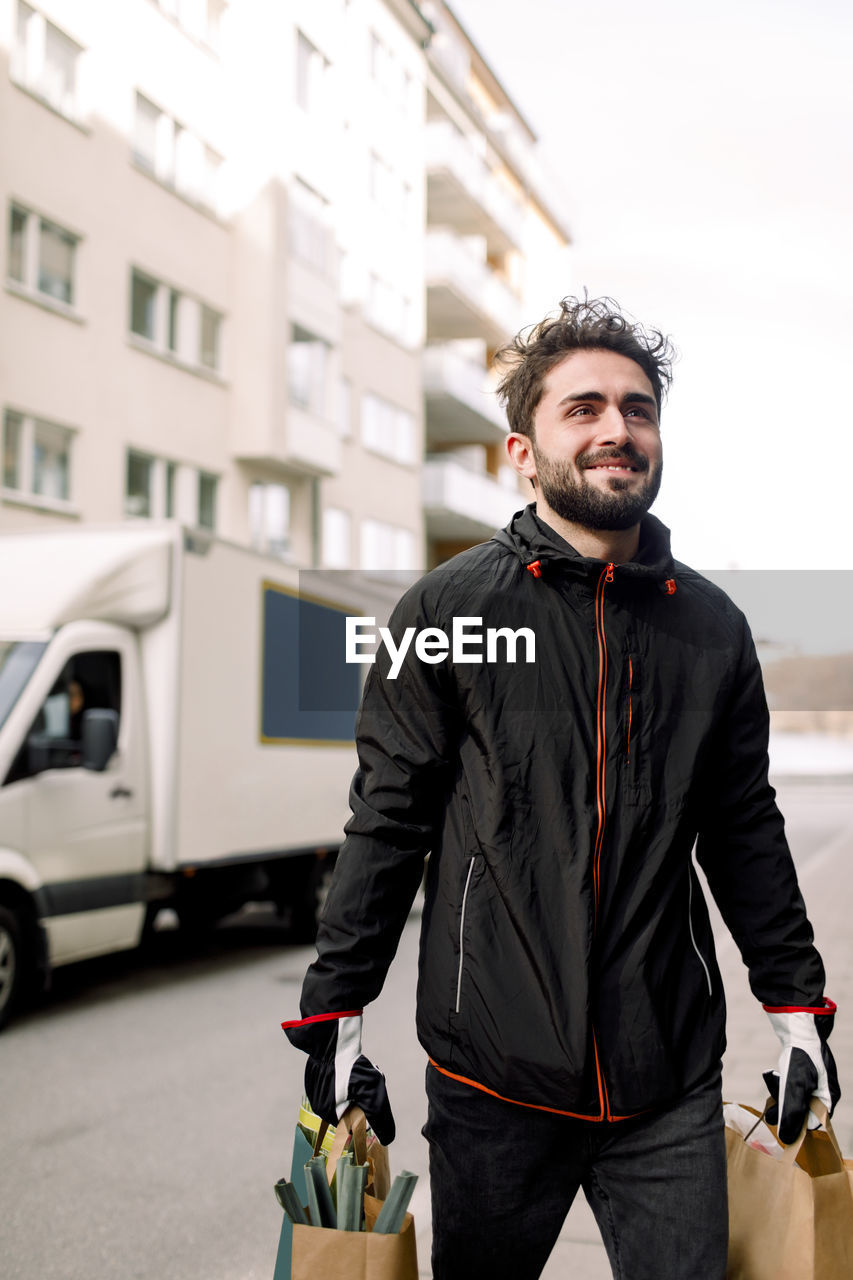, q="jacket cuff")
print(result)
[281,1008,363,1030]
[762,997,836,1015]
